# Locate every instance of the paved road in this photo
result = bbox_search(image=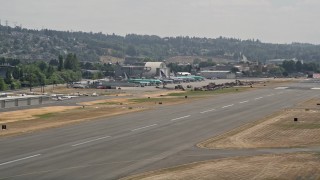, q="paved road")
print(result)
[0,80,319,179]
